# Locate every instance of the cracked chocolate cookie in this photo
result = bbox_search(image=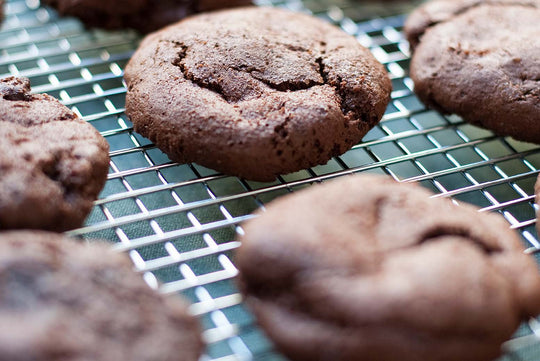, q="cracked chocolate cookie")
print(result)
[236,175,540,361]
[0,77,109,232]
[42,0,252,34]
[405,0,540,143]
[124,7,391,181]
[0,231,203,361]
